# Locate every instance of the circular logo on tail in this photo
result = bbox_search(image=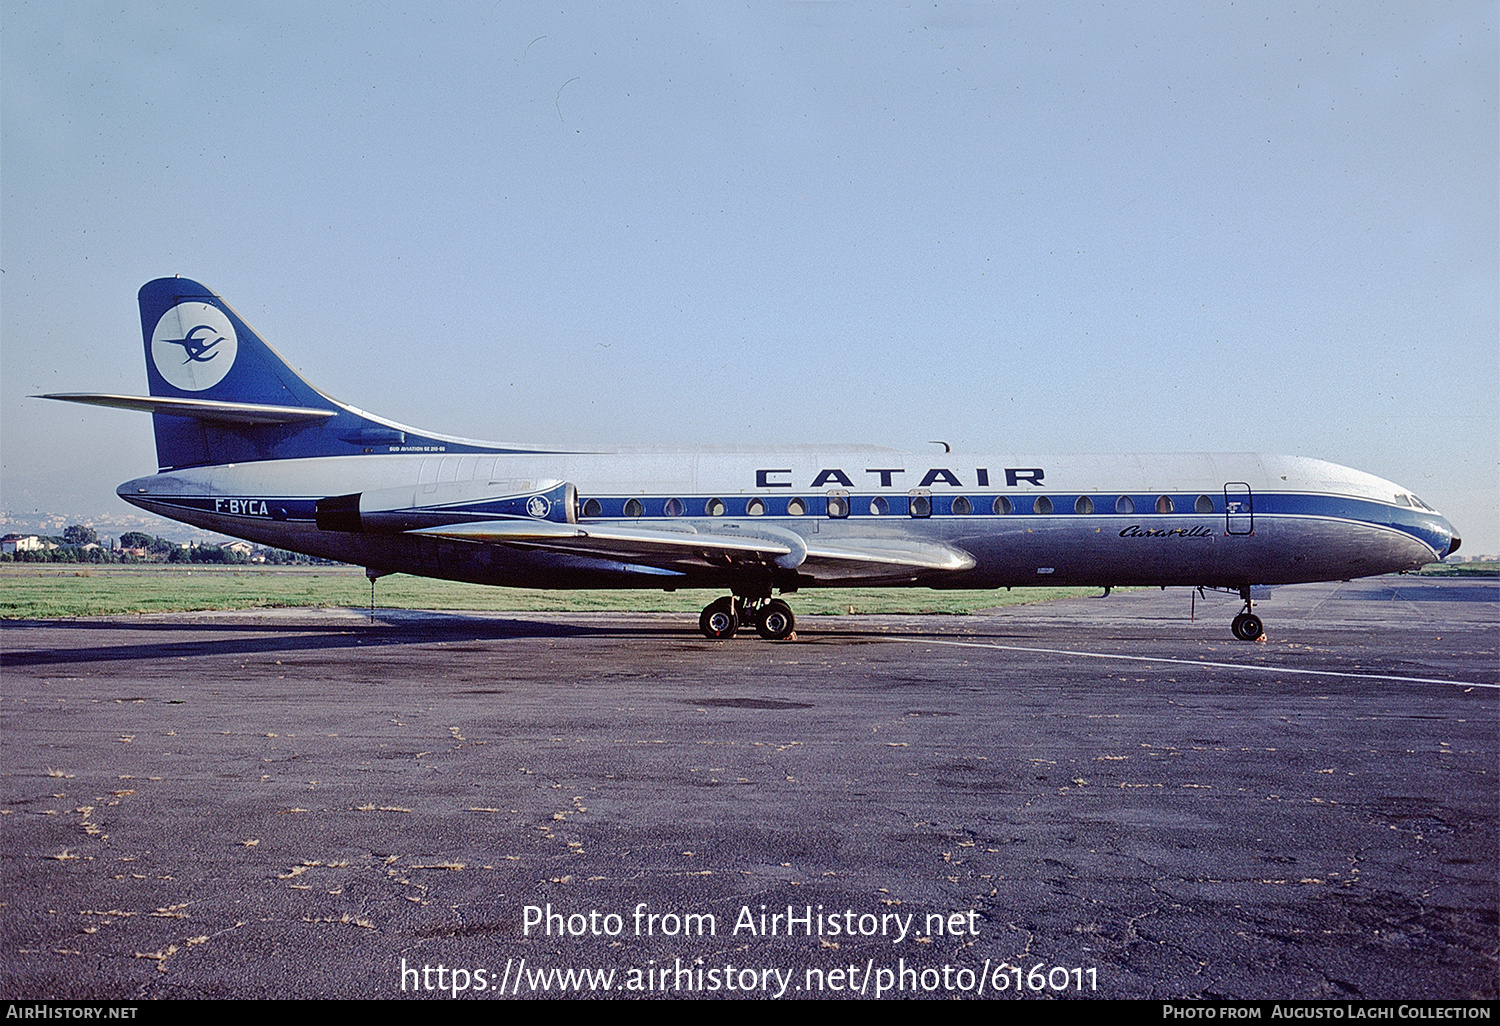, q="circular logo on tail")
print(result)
[150,302,238,391]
